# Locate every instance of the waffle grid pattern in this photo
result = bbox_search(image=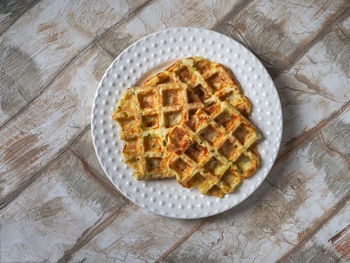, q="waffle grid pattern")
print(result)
[112,83,205,179]
[145,57,251,116]
[167,101,260,197]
